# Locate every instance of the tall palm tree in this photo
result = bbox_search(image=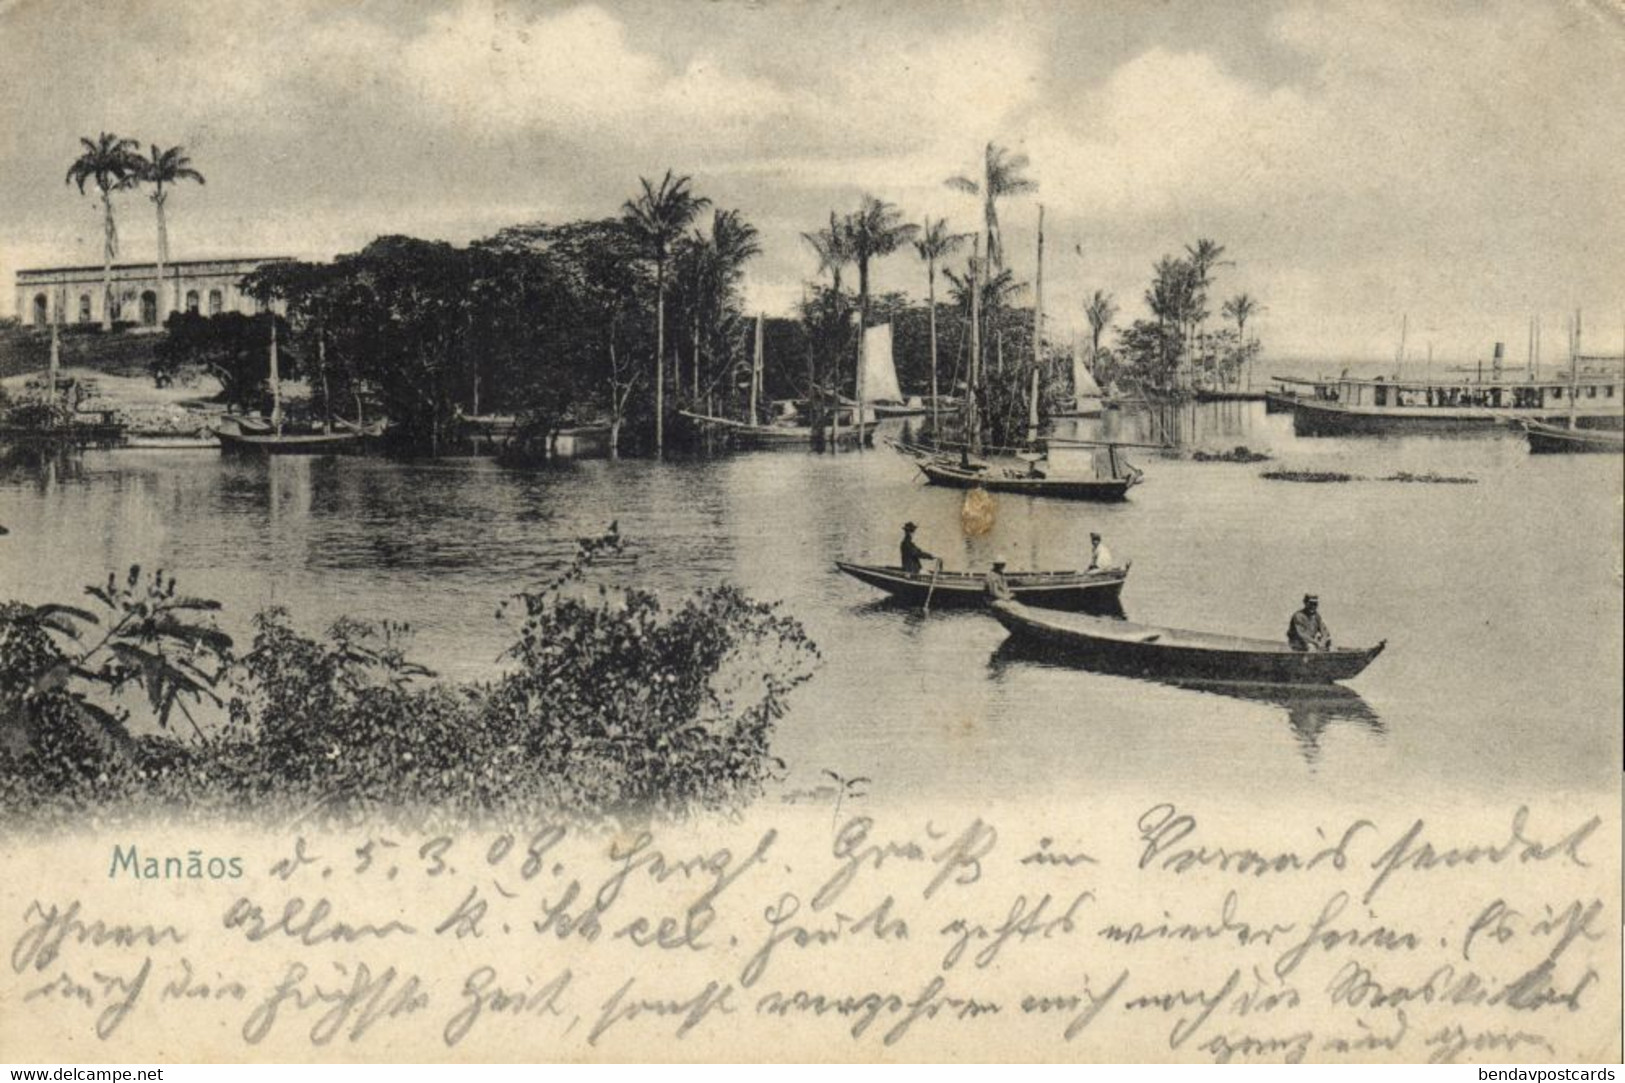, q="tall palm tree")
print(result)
[914,217,971,431]
[945,142,1037,274]
[688,208,760,397]
[843,195,917,424]
[138,144,205,322]
[1222,292,1263,389]
[1184,238,1229,378]
[1222,292,1260,343]
[622,170,710,454]
[66,133,141,330]
[801,211,853,295]
[1084,289,1118,358]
